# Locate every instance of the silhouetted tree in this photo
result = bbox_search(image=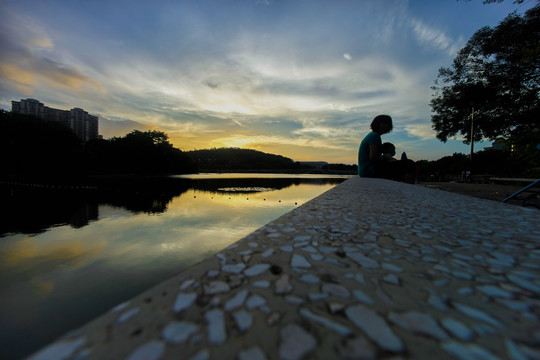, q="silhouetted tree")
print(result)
[416,145,537,179]
[87,130,197,174]
[431,5,539,143]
